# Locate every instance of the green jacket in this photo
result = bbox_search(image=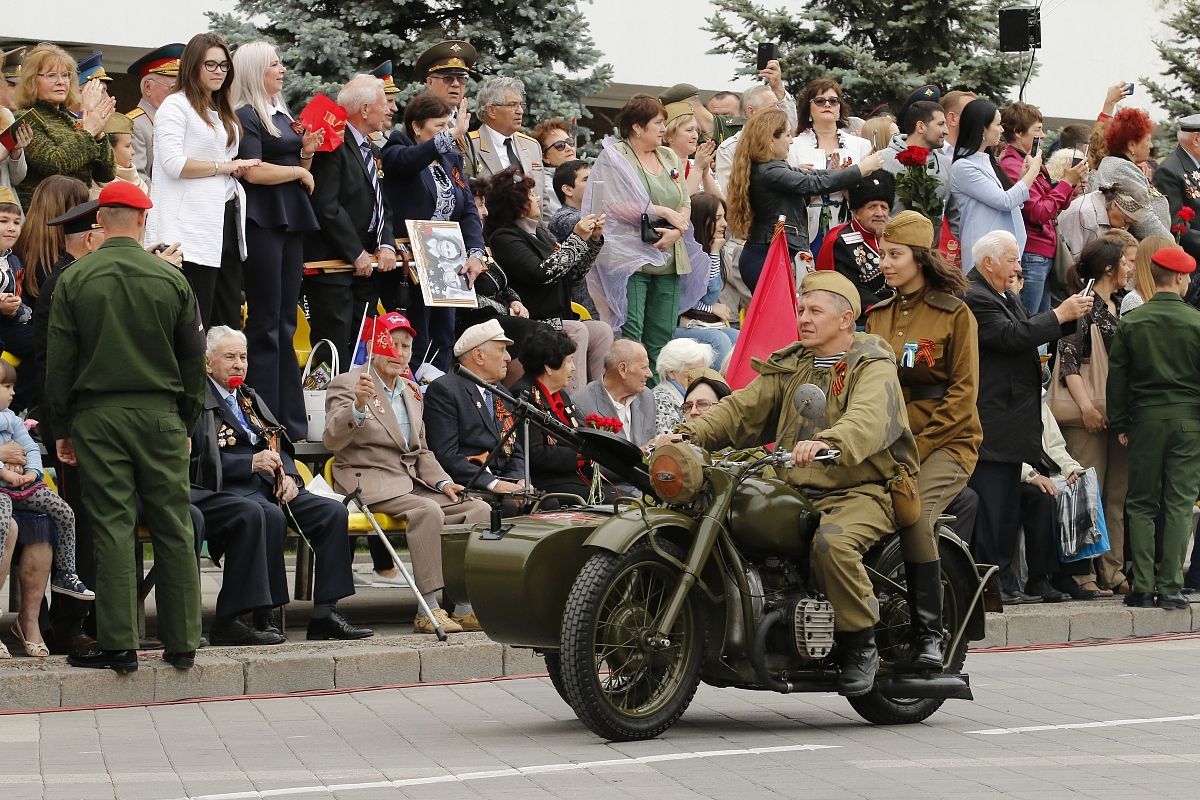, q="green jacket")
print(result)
[1107,291,1200,432]
[19,100,115,208]
[681,332,919,492]
[45,237,206,435]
